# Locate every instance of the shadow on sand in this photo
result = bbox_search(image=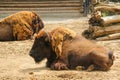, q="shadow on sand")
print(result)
[20,66,50,73]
